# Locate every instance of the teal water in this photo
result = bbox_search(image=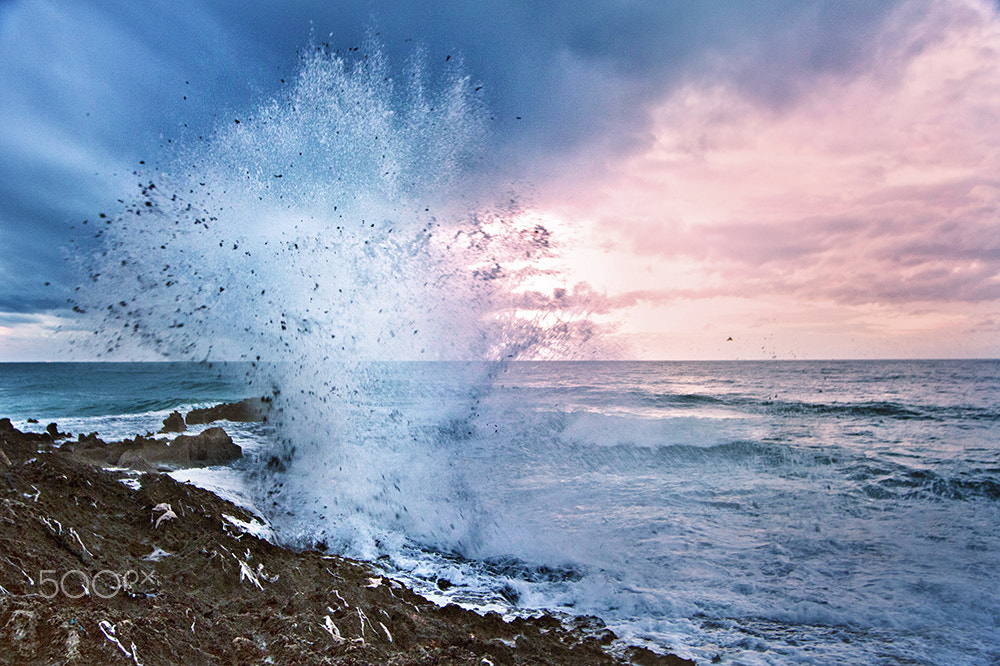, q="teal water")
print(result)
[0,362,250,419]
